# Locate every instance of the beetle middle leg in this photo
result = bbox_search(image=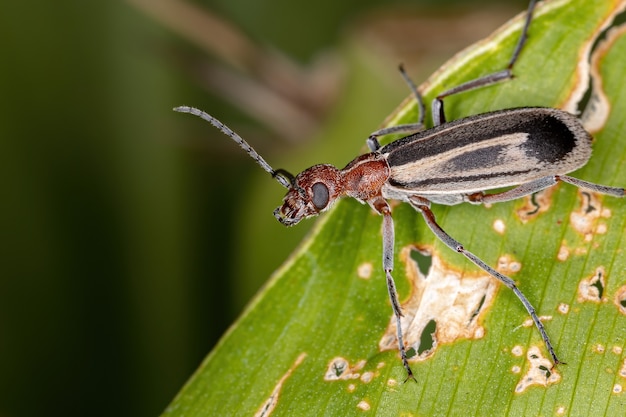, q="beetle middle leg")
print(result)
[433,0,538,126]
[368,0,539,152]
[408,195,562,366]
